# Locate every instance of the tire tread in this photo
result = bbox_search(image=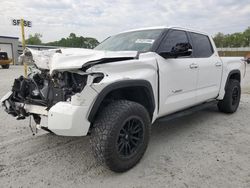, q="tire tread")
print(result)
[90,100,150,172]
